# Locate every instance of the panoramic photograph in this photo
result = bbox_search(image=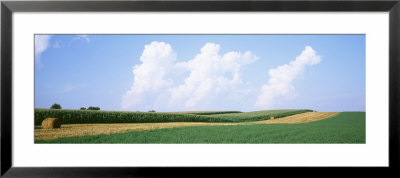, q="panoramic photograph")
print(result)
[34,34,365,143]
